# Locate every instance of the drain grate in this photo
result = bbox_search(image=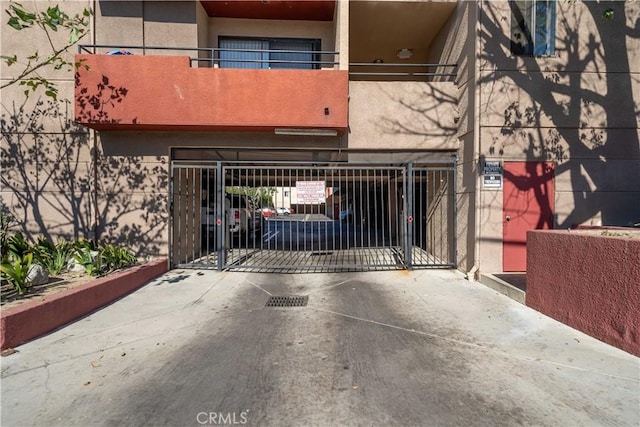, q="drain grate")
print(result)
[265,295,309,307]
